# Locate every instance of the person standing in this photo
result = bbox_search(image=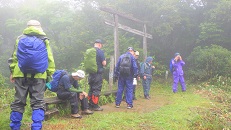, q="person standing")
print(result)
[8,20,55,130]
[56,70,93,118]
[170,53,186,93]
[88,39,106,111]
[114,47,138,109]
[123,50,140,100]
[133,51,140,100]
[140,57,155,99]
